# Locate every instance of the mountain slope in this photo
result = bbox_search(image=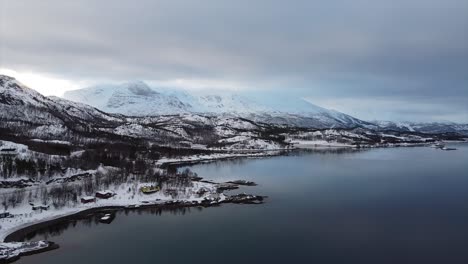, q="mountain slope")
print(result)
[1,74,465,156]
[63,81,372,129]
[64,81,192,116]
[0,75,287,150]
[4,74,466,146]
[375,121,468,136]
[0,75,121,124]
